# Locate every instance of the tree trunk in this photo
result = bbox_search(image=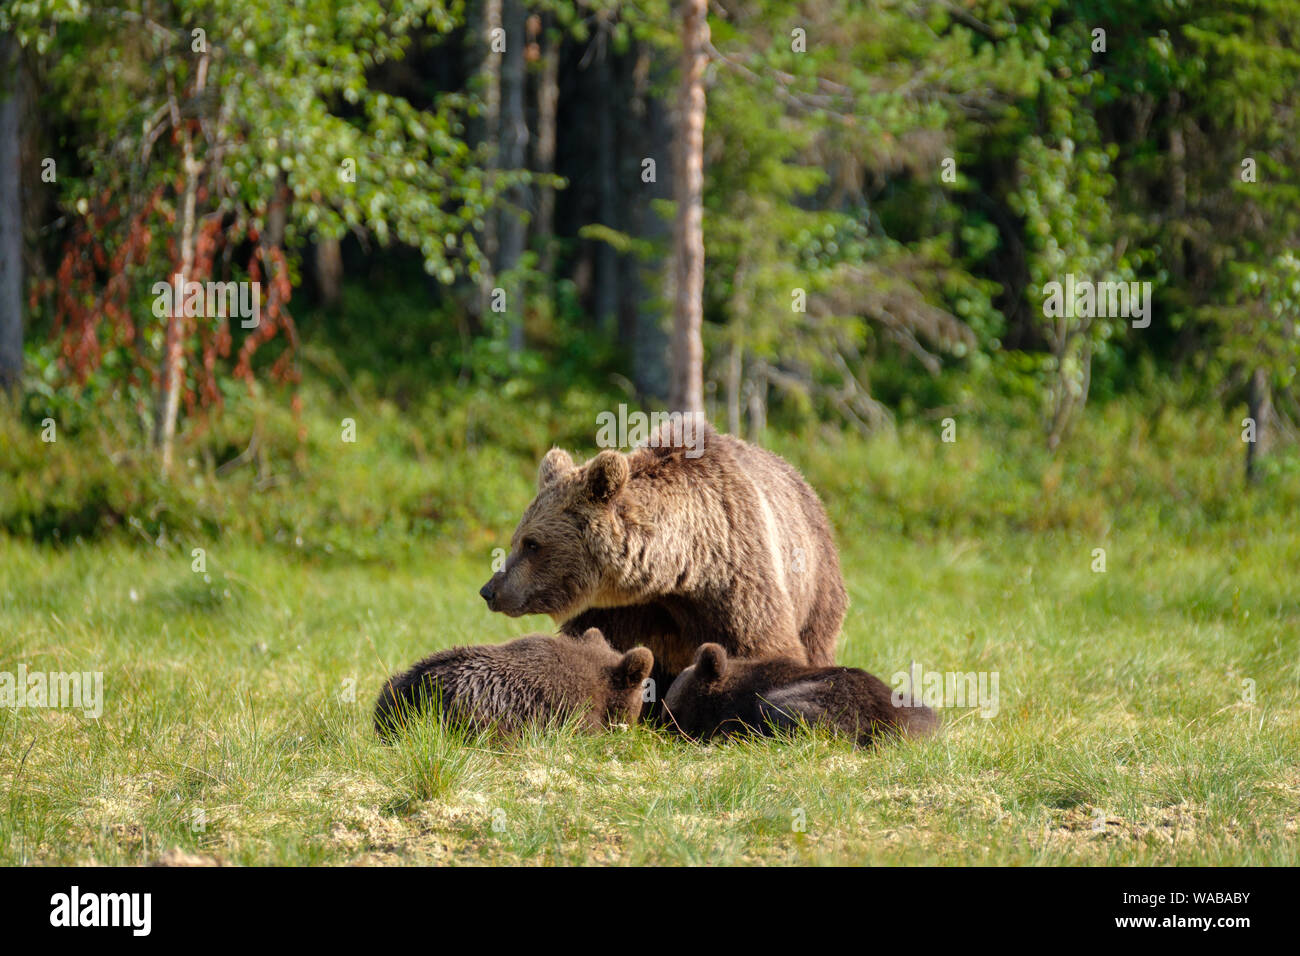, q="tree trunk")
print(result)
[498,0,528,352]
[154,53,208,472]
[1246,367,1275,484]
[315,237,342,307]
[669,0,708,417]
[746,366,767,441]
[619,53,671,402]
[726,340,742,435]
[534,14,559,279]
[266,170,288,247]
[593,46,618,332]
[0,35,22,396]
[479,0,502,322]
